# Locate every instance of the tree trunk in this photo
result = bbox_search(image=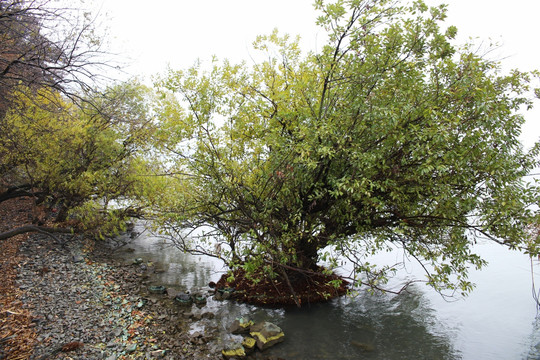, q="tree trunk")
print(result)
[295,236,321,270]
